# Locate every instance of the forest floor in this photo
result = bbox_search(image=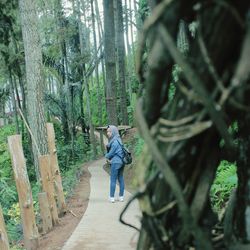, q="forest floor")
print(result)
[34,128,137,250]
[37,161,92,250]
